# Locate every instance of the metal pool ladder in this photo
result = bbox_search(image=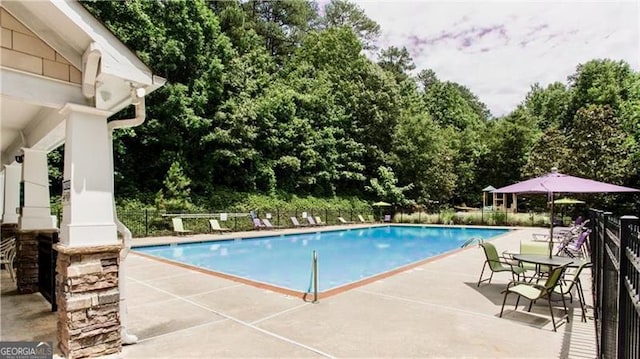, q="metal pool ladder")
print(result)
[303,250,319,304]
[461,237,484,248]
